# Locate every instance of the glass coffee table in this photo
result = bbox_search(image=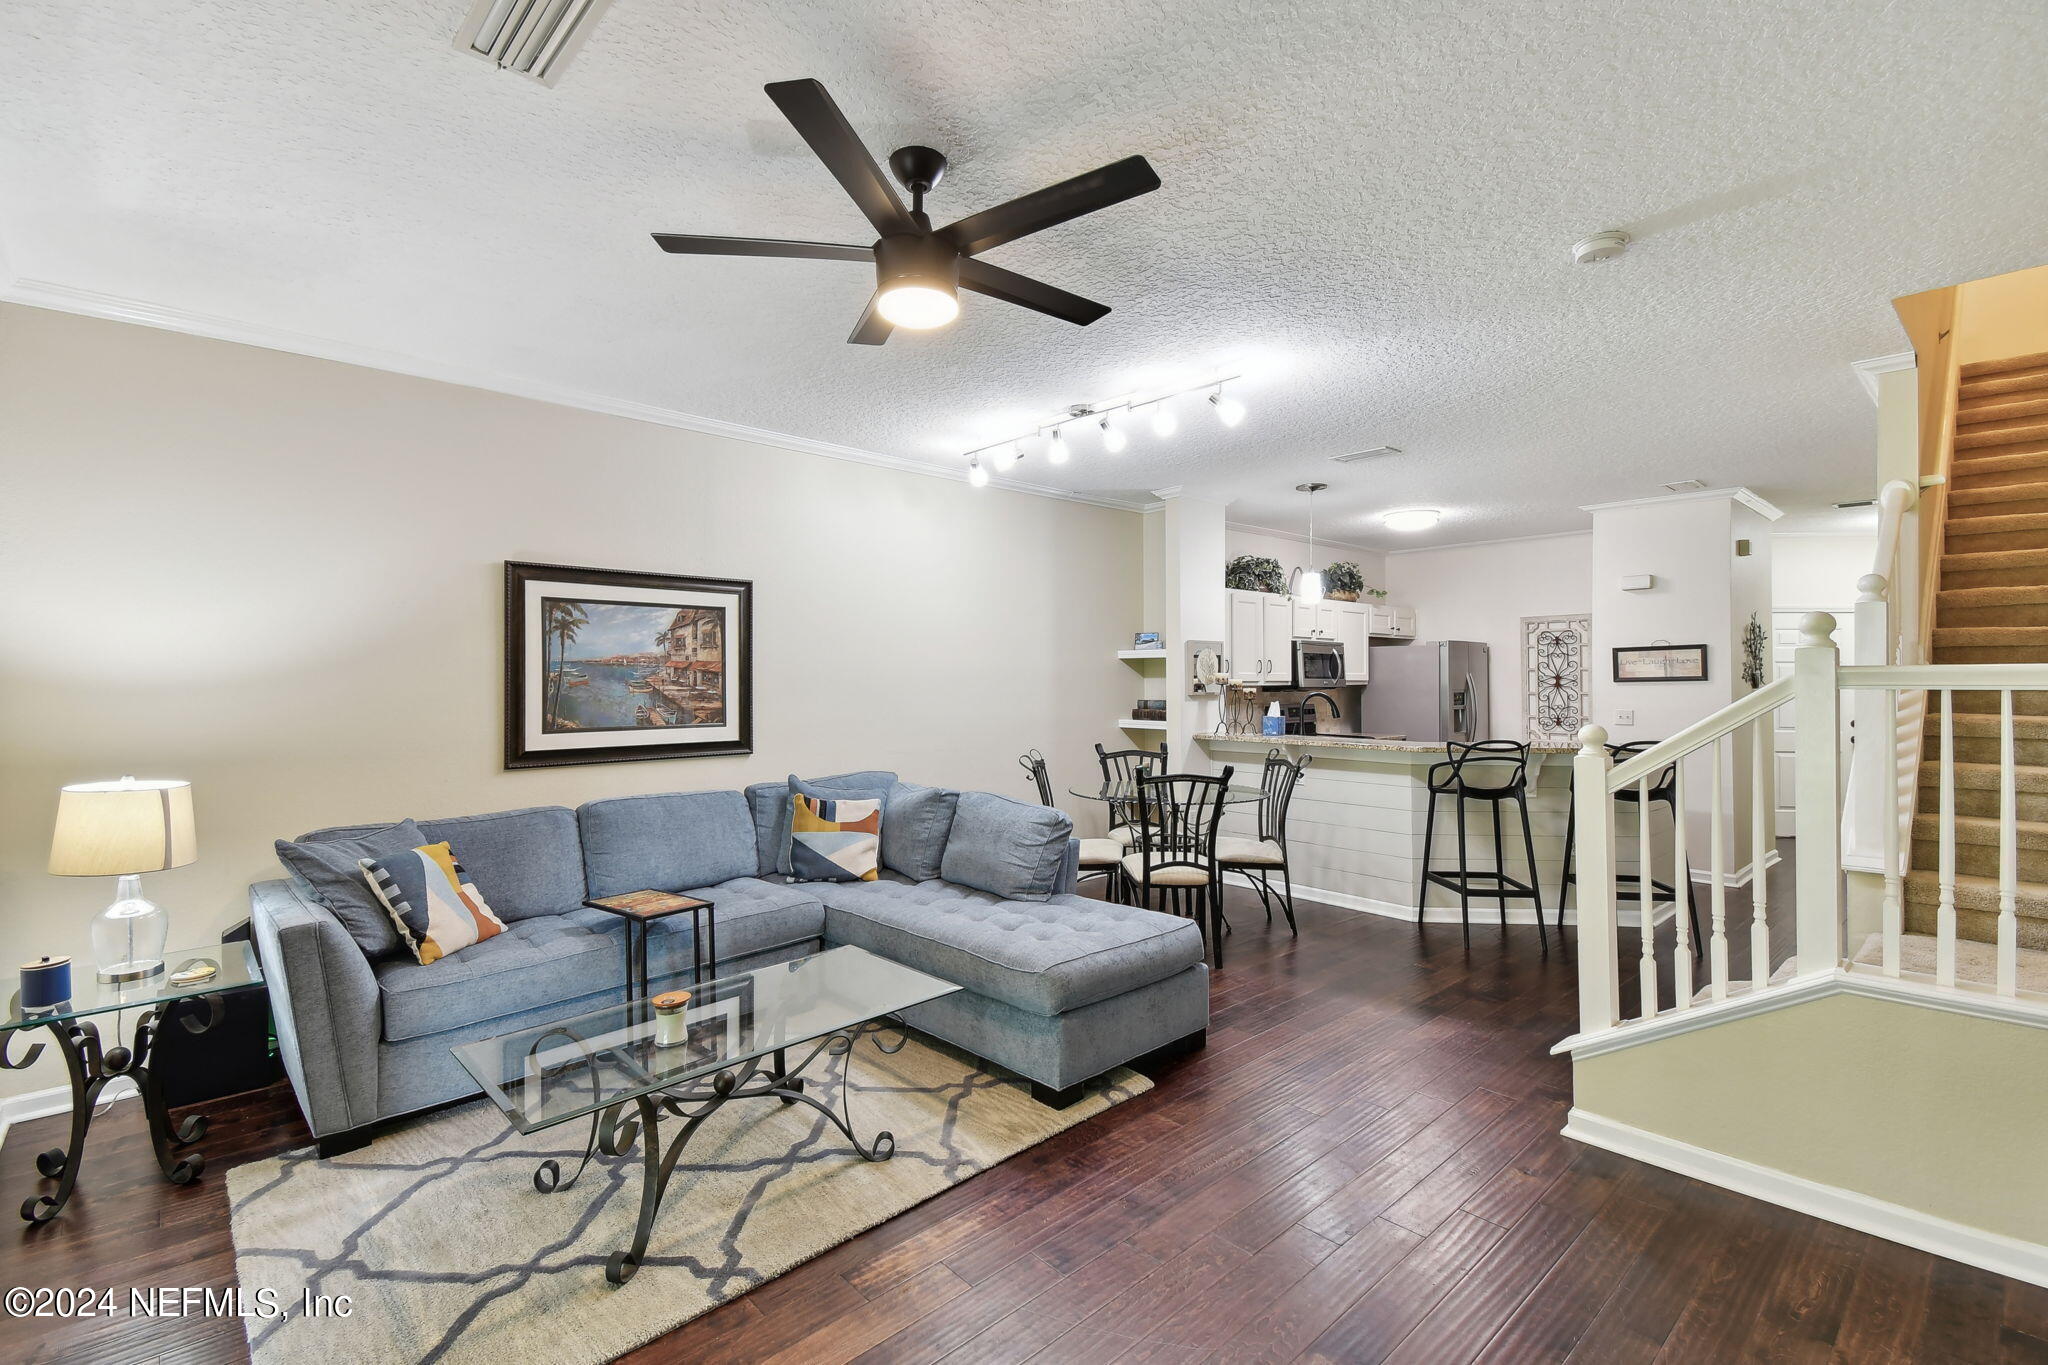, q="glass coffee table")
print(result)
[452,944,960,1285]
[0,943,264,1223]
